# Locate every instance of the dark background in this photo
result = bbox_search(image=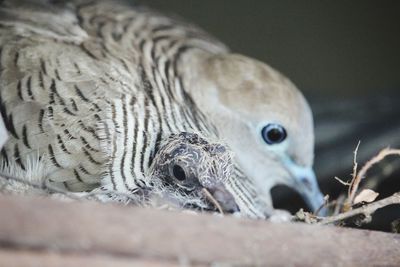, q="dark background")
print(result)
[138,0,400,231]
[140,0,400,97]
